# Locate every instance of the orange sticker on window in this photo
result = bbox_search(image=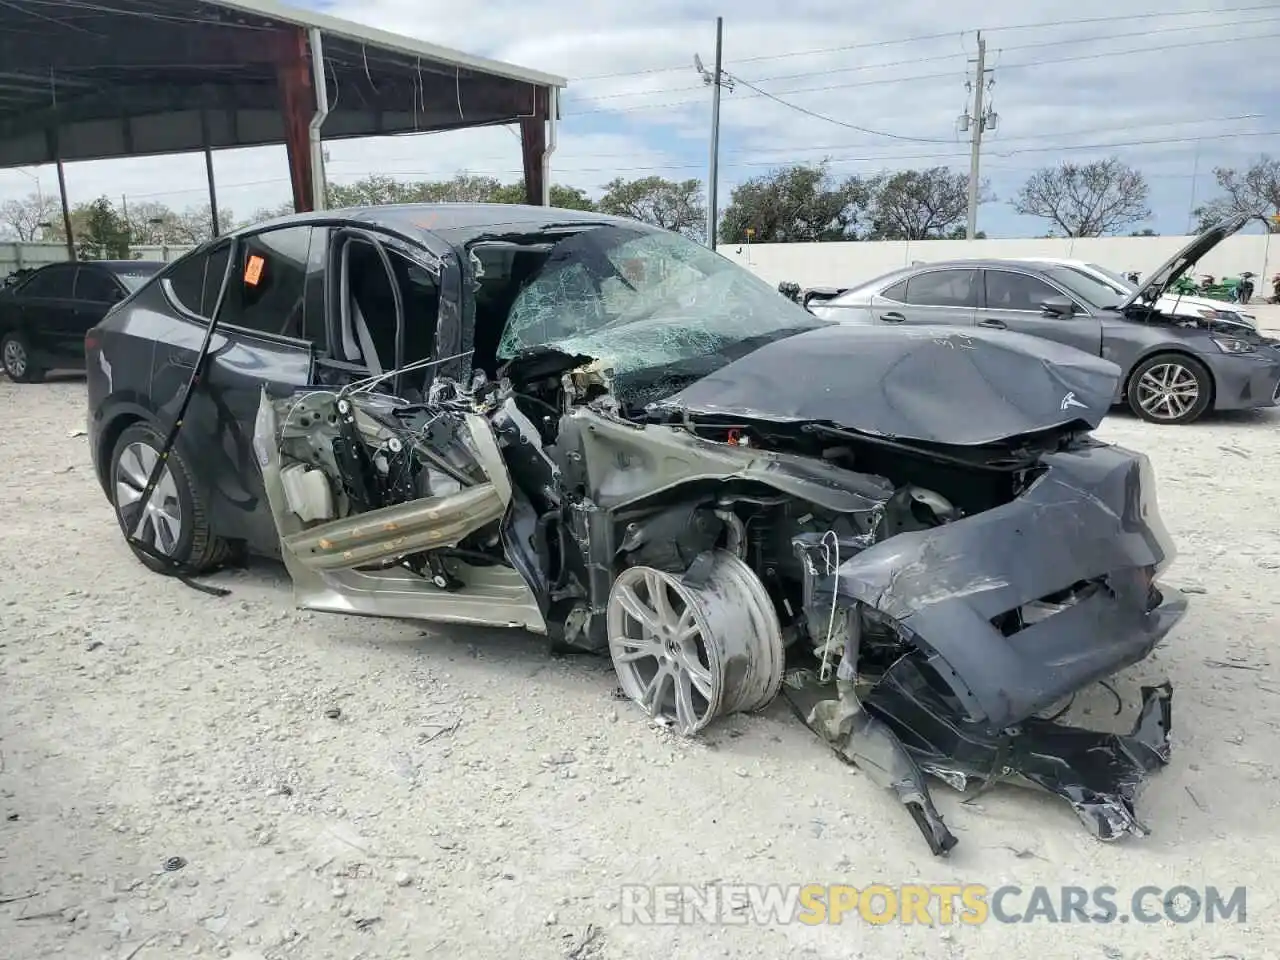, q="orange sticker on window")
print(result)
[244,254,265,286]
